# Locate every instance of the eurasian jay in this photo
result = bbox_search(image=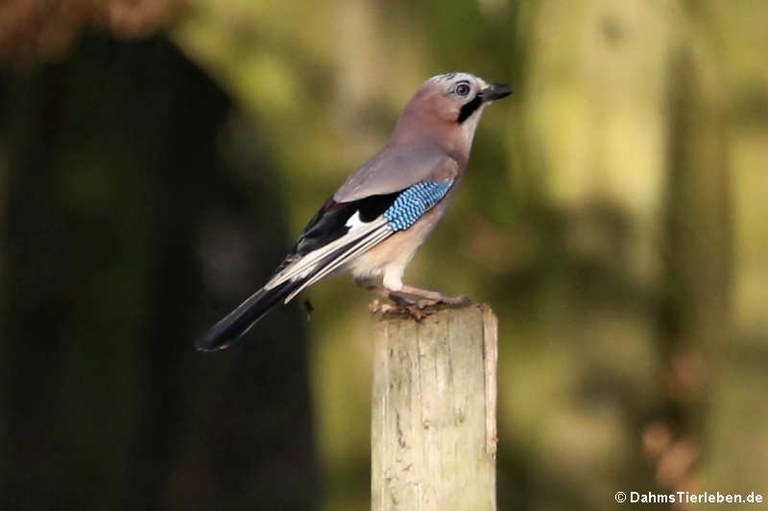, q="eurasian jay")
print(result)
[197,72,511,351]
